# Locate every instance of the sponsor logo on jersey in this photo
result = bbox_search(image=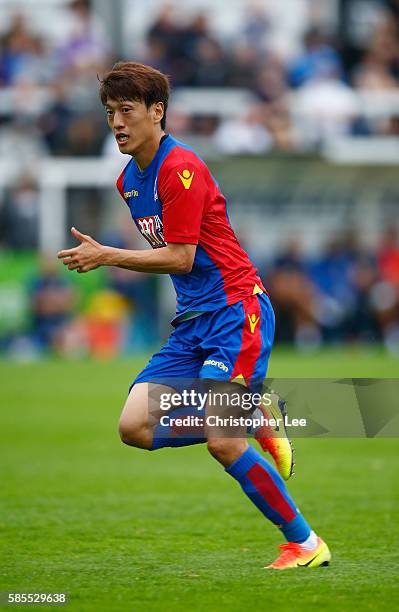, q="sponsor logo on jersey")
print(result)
[124,189,139,198]
[136,215,165,248]
[248,313,260,334]
[203,359,229,372]
[177,169,194,190]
